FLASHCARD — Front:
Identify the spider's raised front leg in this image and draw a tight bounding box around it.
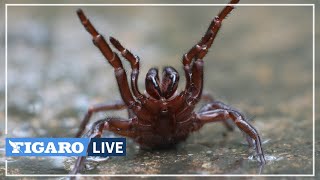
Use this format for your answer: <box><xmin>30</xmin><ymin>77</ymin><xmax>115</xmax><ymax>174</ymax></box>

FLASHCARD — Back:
<box><xmin>109</xmin><ymin>37</ymin><xmax>162</xmax><ymax>113</ymax></box>
<box><xmin>77</xmin><ymin>9</ymin><xmax>139</xmax><ymax>112</ymax></box>
<box><xmin>109</xmin><ymin>37</ymin><xmax>146</xmax><ymax>102</ymax></box>
<box><xmin>198</xmin><ymin>0</ymin><xmax>240</xmax><ymax>48</ymax></box>
<box><xmin>181</xmin><ymin>0</ymin><xmax>239</xmax><ymax>104</ymax></box>
<box><xmin>195</xmin><ymin>108</ymin><xmax>266</xmax><ymax>164</ymax></box>
<box><xmin>71</xmin><ymin>117</ymin><xmax>137</xmax><ymax>174</ymax></box>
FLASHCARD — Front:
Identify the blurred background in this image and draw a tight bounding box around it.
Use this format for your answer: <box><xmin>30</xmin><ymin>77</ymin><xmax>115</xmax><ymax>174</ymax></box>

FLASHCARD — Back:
<box><xmin>0</xmin><ymin>0</ymin><xmax>319</xmax><ymax>176</ymax></box>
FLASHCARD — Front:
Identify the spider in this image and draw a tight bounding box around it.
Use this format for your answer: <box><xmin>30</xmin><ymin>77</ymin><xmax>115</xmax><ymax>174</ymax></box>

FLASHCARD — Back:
<box><xmin>71</xmin><ymin>0</ymin><xmax>266</xmax><ymax>174</ymax></box>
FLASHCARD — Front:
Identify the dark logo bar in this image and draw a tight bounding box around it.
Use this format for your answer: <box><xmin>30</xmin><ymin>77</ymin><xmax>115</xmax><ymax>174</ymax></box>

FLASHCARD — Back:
<box><xmin>87</xmin><ymin>138</ymin><xmax>126</xmax><ymax>157</ymax></box>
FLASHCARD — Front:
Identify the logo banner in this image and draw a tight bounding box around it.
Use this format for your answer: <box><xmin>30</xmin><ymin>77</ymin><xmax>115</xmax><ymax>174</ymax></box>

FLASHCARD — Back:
<box><xmin>6</xmin><ymin>138</ymin><xmax>126</xmax><ymax>157</ymax></box>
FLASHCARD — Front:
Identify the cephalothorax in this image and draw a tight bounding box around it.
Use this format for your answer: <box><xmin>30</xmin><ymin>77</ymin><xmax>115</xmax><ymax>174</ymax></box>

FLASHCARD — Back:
<box><xmin>72</xmin><ymin>0</ymin><xmax>266</xmax><ymax>174</ymax></box>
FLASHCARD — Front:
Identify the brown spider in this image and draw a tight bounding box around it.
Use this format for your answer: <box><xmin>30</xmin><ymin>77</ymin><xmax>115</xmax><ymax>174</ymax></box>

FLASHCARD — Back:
<box><xmin>71</xmin><ymin>0</ymin><xmax>266</xmax><ymax>174</ymax></box>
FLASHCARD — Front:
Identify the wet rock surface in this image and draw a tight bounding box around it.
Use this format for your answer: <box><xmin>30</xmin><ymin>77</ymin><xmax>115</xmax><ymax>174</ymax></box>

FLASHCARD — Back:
<box><xmin>0</xmin><ymin>2</ymin><xmax>318</xmax><ymax>177</ymax></box>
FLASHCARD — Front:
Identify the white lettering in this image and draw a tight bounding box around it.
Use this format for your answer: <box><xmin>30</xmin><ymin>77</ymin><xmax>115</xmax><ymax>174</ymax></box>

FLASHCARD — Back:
<box><xmin>24</xmin><ymin>142</ymin><xmax>32</xmax><ymax>153</ymax></box>
<box><xmin>116</xmin><ymin>142</ymin><xmax>123</xmax><ymax>153</ymax></box>
<box><xmin>93</xmin><ymin>142</ymin><xmax>100</xmax><ymax>153</ymax></box>
<box><xmin>44</xmin><ymin>142</ymin><xmax>57</xmax><ymax>153</ymax></box>
<box><xmin>106</xmin><ymin>142</ymin><xmax>115</xmax><ymax>153</ymax></box>
<box><xmin>32</xmin><ymin>142</ymin><xmax>44</xmax><ymax>153</ymax></box>
<box><xmin>72</xmin><ymin>142</ymin><xmax>84</xmax><ymax>153</ymax></box>
<box><xmin>8</xmin><ymin>140</ymin><xmax>86</xmax><ymax>155</ymax></box>
<box><xmin>58</xmin><ymin>142</ymin><xmax>72</xmax><ymax>153</ymax></box>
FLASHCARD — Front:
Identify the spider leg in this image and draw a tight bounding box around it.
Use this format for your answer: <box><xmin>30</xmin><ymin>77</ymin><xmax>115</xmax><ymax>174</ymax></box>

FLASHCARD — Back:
<box><xmin>172</xmin><ymin>49</ymin><xmax>207</xmax><ymax>120</ymax></box>
<box><xmin>199</xmin><ymin>100</ymin><xmax>255</xmax><ymax>147</ymax></box>
<box><xmin>77</xmin><ymin>9</ymin><xmax>139</xmax><ymax>112</ymax></box>
<box><xmin>75</xmin><ymin>101</ymin><xmax>126</xmax><ymax>138</ymax></box>
<box><xmin>71</xmin><ymin>117</ymin><xmax>136</xmax><ymax>174</ymax></box>
<box><xmin>196</xmin><ymin>109</ymin><xmax>266</xmax><ymax>164</ymax></box>
<box><xmin>109</xmin><ymin>37</ymin><xmax>146</xmax><ymax>102</ymax></box>
<box><xmin>182</xmin><ymin>0</ymin><xmax>239</xmax><ymax>93</ymax></box>
<box><xmin>71</xmin><ymin>120</ymin><xmax>106</xmax><ymax>175</ymax></box>
<box><xmin>184</xmin><ymin>49</ymin><xmax>208</xmax><ymax>106</ymax></box>
<box><xmin>107</xmin><ymin>36</ymin><xmax>162</xmax><ymax>114</ymax></box>
<box><xmin>198</xmin><ymin>0</ymin><xmax>239</xmax><ymax>49</ymax></box>
<box><xmin>199</xmin><ymin>101</ymin><xmax>235</xmax><ymax>131</ymax></box>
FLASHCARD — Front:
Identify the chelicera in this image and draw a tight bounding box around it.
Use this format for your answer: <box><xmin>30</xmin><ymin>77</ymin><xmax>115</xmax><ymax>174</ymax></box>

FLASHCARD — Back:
<box><xmin>72</xmin><ymin>0</ymin><xmax>266</xmax><ymax>174</ymax></box>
